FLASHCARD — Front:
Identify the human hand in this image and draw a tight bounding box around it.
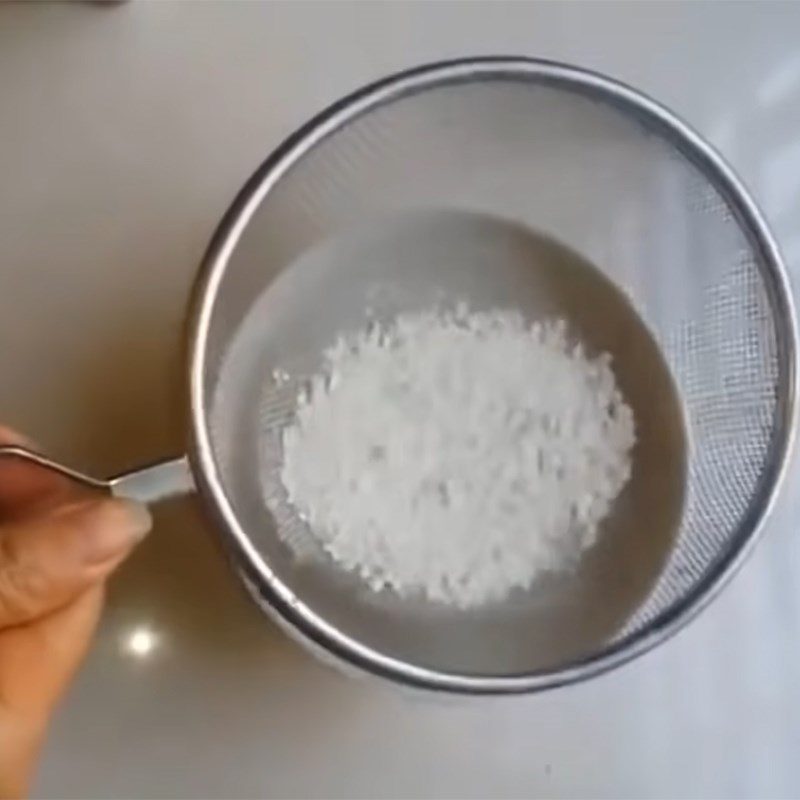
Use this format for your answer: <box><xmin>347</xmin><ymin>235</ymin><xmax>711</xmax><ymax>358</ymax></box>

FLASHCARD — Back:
<box><xmin>0</xmin><ymin>427</ymin><xmax>151</xmax><ymax>798</ymax></box>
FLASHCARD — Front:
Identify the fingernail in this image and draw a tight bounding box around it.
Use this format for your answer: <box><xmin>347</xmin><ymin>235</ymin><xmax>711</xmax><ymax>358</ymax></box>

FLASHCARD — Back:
<box><xmin>76</xmin><ymin>498</ymin><xmax>152</xmax><ymax>563</ymax></box>
<box><xmin>118</xmin><ymin>499</ymin><xmax>153</xmax><ymax>541</ymax></box>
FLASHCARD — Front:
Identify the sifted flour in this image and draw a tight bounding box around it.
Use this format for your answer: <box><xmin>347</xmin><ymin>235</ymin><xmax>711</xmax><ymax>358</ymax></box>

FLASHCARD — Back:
<box><xmin>278</xmin><ymin>305</ymin><xmax>635</xmax><ymax>608</ymax></box>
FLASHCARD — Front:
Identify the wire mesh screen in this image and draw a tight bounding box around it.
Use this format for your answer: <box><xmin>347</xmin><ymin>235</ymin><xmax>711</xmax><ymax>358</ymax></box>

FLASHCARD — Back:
<box><xmin>202</xmin><ymin>65</ymin><xmax>793</xmax><ymax>683</ymax></box>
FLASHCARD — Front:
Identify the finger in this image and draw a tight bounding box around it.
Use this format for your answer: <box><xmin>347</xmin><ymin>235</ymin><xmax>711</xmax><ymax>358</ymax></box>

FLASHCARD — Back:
<box><xmin>0</xmin><ymin>585</ymin><xmax>104</xmax><ymax>798</ymax></box>
<box><xmin>0</xmin><ymin>426</ymin><xmax>32</xmax><ymax>448</ymax></box>
<box><xmin>0</xmin><ymin>496</ymin><xmax>151</xmax><ymax>628</ymax></box>
<box><xmin>0</xmin><ymin>427</ymin><xmax>74</xmax><ymax>517</ymax></box>
<box><xmin>0</xmin><ymin>585</ymin><xmax>103</xmax><ymax>721</ymax></box>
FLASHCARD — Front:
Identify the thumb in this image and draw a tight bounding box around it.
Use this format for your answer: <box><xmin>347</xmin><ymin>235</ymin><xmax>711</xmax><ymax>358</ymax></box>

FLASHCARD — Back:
<box><xmin>0</xmin><ymin>496</ymin><xmax>151</xmax><ymax>628</ymax></box>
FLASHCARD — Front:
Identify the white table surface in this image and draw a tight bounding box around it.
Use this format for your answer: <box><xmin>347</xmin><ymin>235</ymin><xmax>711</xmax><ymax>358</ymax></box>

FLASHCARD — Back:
<box><xmin>1</xmin><ymin>2</ymin><xmax>799</xmax><ymax>797</ymax></box>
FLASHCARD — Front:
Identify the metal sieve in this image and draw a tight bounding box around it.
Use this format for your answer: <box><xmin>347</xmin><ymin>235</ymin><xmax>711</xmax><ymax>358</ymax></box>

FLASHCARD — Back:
<box><xmin>1</xmin><ymin>58</ymin><xmax>796</xmax><ymax>693</ymax></box>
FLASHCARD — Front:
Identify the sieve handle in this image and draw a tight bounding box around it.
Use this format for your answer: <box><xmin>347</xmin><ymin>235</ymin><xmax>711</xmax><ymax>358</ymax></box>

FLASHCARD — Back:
<box><xmin>110</xmin><ymin>457</ymin><xmax>195</xmax><ymax>504</ymax></box>
<box><xmin>0</xmin><ymin>446</ymin><xmax>195</xmax><ymax>505</ymax></box>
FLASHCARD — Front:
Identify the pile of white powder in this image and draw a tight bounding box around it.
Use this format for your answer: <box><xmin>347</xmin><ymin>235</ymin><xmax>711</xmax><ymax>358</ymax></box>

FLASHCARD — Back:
<box><xmin>278</xmin><ymin>306</ymin><xmax>635</xmax><ymax>608</ymax></box>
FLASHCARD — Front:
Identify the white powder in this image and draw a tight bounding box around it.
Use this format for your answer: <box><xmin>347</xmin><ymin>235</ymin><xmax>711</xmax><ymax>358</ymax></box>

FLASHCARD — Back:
<box><xmin>279</xmin><ymin>306</ymin><xmax>635</xmax><ymax>608</ymax></box>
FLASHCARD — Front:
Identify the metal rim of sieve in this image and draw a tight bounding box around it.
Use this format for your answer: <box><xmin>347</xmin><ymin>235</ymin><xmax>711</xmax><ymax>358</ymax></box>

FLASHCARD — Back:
<box><xmin>187</xmin><ymin>57</ymin><xmax>798</xmax><ymax>693</ymax></box>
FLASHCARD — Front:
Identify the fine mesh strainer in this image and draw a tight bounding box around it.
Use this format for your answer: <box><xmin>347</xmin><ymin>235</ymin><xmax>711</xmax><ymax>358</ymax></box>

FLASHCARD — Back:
<box><xmin>1</xmin><ymin>58</ymin><xmax>796</xmax><ymax>693</ymax></box>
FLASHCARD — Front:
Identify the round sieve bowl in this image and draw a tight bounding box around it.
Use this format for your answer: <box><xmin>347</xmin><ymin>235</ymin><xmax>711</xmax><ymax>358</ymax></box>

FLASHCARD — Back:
<box><xmin>193</xmin><ymin>57</ymin><xmax>797</xmax><ymax>692</ymax></box>
<box><xmin>2</xmin><ymin>58</ymin><xmax>796</xmax><ymax>693</ymax></box>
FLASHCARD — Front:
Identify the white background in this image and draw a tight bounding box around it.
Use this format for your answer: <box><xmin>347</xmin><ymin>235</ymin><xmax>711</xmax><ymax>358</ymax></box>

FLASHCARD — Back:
<box><xmin>0</xmin><ymin>2</ymin><xmax>799</xmax><ymax>797</ymax></box>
